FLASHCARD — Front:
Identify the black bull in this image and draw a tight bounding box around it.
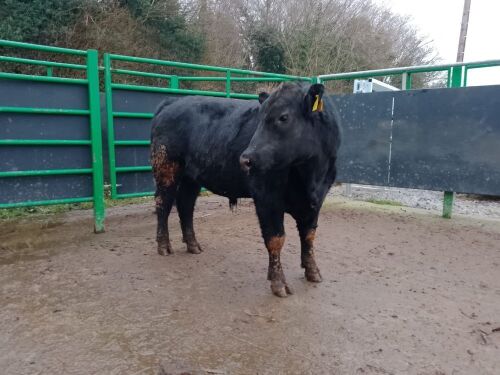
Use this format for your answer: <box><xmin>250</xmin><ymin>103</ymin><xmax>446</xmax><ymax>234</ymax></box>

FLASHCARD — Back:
<box><xmin>150</xmin><ymin>83</ymin><xmax>341</xmax><ymax>297</ymax></box>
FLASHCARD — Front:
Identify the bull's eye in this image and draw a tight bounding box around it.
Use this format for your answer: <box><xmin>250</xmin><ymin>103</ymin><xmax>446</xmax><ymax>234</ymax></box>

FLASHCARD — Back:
<box><xmin>279</xmin><ymin>114</ymin><xmax>289</xmax><ymax>123</ymax></box>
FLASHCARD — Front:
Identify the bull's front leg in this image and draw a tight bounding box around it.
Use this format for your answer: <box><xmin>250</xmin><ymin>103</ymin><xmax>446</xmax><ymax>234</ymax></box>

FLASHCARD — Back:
<box><xmin>253</xmin><ymin>193</ymin><xmax>293</xmax><ymax>298</ymax></box>
<box><xmin>297</xmin><ymin>217</ymin><xmax>322</xmax><ymax>283</ymax></box>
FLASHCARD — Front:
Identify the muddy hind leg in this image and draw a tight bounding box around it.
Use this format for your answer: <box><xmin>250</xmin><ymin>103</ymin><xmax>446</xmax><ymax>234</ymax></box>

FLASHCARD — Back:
<box><xmin>155</xmin><ymin>185</ymin><xmax>177</xmax><ymax>255</ymax></box>
<box><xmin>177</xmin><ymin>177</ymin><xmax>203</xmax><ymax>254</ymax></box>
<box><xmin>152</xmin><ymin>145</ymin><xmax>181</xmax><ymax>256</ymax></box>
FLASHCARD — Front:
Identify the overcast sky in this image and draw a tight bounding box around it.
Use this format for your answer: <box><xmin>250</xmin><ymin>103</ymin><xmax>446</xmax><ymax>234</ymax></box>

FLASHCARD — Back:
<box><xmin>376</xmin><ymin>0</ymin><xmax>500</xmax><ymax>85</ymax></box>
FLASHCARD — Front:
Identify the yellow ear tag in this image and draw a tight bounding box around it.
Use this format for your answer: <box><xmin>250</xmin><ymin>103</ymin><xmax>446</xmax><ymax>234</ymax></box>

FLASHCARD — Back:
<box><xmin>312</xmin><ymin>95</ymin><xmax>323</xmax><ymax>112</ymax></box>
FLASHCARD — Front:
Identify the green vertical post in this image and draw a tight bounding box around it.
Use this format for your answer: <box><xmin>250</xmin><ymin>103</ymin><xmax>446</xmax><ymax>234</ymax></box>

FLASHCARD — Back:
<box><xmin>87</xmin><ymin>49</ymin><xmax>105</xmax><ymax>233</ymax></box>
<box><xmin>450</xmin><ymin>65</ymin><xmax>463</xmax><ymax>87</ymax></box>
<box><xmin>225</xmin><ymin>71</ymin><xmax>231</xmax><ymax>97</ymax></box>
<box><xmin>402</xmin><ymin>72</ymin><xmax>413</xmax><ymax>90</ymax></box>
<box><xmin>170</xmin><ymin>75</ymin><xmax>179</xmax><ymax>89</ymax></box>
<box><xmin>46</xmin><ymin>66</ymin><xmax>53</xmax><ymax>77</ymax></box>
<box><xmin>442</xmin><ymin>65</ymin><xmax>464</xmax><ymax>219</ymax></box>
<box><xmin>104</xmin><ymin>53</ymin><xmax>117</xmax><ymax>199</ymax></box>
<box><xmin>443</xmin><ymin>192</ymin><xmax>454</xmax><ymax>219</ymax></box>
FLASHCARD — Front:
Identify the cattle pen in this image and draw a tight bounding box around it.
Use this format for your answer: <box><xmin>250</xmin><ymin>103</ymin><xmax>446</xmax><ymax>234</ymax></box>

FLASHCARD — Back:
<box><xmin>1</xmin><ymin>40</ymin><xmax>500</xmax><ymax>374</ymax></box>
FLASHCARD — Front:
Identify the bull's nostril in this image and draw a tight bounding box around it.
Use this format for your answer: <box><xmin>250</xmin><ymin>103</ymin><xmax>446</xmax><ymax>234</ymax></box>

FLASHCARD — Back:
<box><xmin>240</xmin><ymin>155</ymin><xmax>252</xmax><ymax>172</ymax></box>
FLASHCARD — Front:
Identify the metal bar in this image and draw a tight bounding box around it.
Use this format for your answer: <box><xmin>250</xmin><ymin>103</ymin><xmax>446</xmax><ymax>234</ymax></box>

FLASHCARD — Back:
<box><xmin>0</xmin><ymin>56</ymin><xmax>86</xmax><ymax>70</ymax></box>
<box><xmin>0</xmin><ymin>72</ymin><xmax>87</xmax><ymax>84</ymax></box>
<box><xmin>116</xmin><ymin>192</ymin><xmax>154</xmax><ymax>199</ymax></box>
<box><xmin>170</xmin><ymin>75</ymin><xmax>179</xmax><ymax>89</ymax></box>
<box><xmin>443</xmin><ymin>191</ymin><xmax>454</xmax><ymax>219</ymax></box>
<box><xmin>104</xmin><ymin>53</ymin><xmax>118</xmax><ymax>199</ymax></box>
<box><xmin>226</xmin><ymin>71</ymin><xmax>231</xmax><ymax>98</ymax></box>
<box><xmin>318</xmin><ymin>59</ymin><xmax>500</xmax><ymax>81</ymax></box>
<box><xmin>87</xmin><ymin>49</ymin><xmax>105</xmax><ymax>233</ymax></box>
<box><xmin>0</xmin><ymin>168</ymin><xmax>93</xmax><ymax>177</ymax></box>
<box><xmin>114</xmin><ymin>140</ymin><xmax>150</xmax><ymax>146</ymax></box>
<box><xmin>451</xmin><ymin>66</ymin><xmax>463</xmax><ymax>87</ymax></box>
<box><xmin>466</xmin><ymin>61</ymin><xmax>500</xmax><ymax>69</ymax></box>
<box><xmin>441</xmin><ymin>65</ymin><xmax>464</xmax><ymax>219</ymax></box>
<box><xmin>116</xmin><ymin>166</ymin><xmax>152</xmax><ymax>173</ymax></box>
<box><xmin>0</xmin><ymin>196</ymin><xmax>93</xmax><ymax>209</ymax></box>
<box><xmin>0</xmin><ymin>39</ymin><xmax>87</xmax><ymax>55</ymax></box>
<box><xmin>228</xmin><ymin>93</ymin><xmax>259</xmax><ymax>100</ymax></box>
<box><xmin>0</xmin><ymin>139</ymin><xmax>91</xmax><ymax>146</ymax></box>
<box><xmin>178</xmin><ymin>76</ymin><xmax>293</xmax><ymax>82</ymax></box>
<box><xmin>0</xmin><ymin>107</ymin><xmax>89</xmax><ymax>115</ymax></box>
<box><xmin>46</xmin><ymin>67</ymin><xmax>53</xmax><ymax>77</ymax></box>
<box><xmin>405</xmin><ymin>73</ymin><xmax>412</xmax><ymax>90</ymax></box>
<box><xmin>111</xmin><ymin>83</ymin><xmax>260</xmax><ymax>100</ymax></box>
<box><xmin>113</xmin><ymin>111</ymin><xmax>154</xmax><ymax>119</ymax></box>
<box><xmin>111</xmin><ymin>83</ymin><xmax>226</xmax><ymax>96</ymax></box>
<box><xmin>108</xmin><ymin>53</ymin><xmax>310</xmax><ymax>80</ymax></box>
<box><xmin>111</xmin><ymin>68</ymin><xmax>174</xmax><ymax>80</ymax></box>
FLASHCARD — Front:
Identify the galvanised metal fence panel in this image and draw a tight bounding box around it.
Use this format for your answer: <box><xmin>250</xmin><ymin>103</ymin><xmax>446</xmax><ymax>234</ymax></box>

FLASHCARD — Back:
<box><xmin>0</xmin><ymin>40</ymin><xmax>105</xmax><ymax>232</ymax></box>
<box><xmin>104</xmin><ymin>52</ymin><xmax>311</xmax><ymax>199</ymax></box>
<box><xmin>318</xmin><ymin>60</ymin><xmax>500</xmax><ymax>218</ymax></box>
<box><xmin>332</xmin><ymin>92</ymin><xmax>394</xmax><ymax>186</ymax></box>
<box><xmin>110</xmin><ymin>89</ymin><xmax>168</xmax><ymax>196</ymax></box>
<box><xmin>390</xmin><ymin>85</ymin><xmax>500</xmax><ymax>195</ymax></box>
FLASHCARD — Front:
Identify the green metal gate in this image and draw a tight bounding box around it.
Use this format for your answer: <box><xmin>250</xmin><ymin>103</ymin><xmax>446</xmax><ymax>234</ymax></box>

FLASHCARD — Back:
<box><xmin>0</xmin><ymin>40</ymin><xmax>105</xmax><ymax>232</ymax></box>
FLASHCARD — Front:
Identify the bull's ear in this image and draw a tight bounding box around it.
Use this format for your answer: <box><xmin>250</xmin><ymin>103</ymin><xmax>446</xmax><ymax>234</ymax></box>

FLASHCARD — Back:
<box><xmin>258</xmin><ymin>92</ymin><xmax>270</xmax><ymax>104</ymax></box>
<box><xmin>303</xmin><ymin>84</ymin><xmax>325</xmax><ymax>115</ymax></box>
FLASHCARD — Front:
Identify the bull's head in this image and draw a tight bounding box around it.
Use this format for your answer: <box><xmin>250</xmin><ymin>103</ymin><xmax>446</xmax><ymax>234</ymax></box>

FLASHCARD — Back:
<box><xmin>240</xmin><ymin>83</ymin><xmax>325</xmax><ymax>173</ymax></box>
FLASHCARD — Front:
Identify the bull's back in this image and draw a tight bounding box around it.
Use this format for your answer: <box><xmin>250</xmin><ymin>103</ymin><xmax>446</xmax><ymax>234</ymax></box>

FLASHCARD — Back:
<box><xmin>151</xmin><ymin>96</ymin><xmax>259</xmax><ymax>198</ymax></box>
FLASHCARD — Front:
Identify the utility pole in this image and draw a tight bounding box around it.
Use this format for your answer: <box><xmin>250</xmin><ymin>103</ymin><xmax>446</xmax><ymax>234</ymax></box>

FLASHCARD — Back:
<box><xmin>456</xmin><ymin>0</ymin><xmax>471</xmax><ymax>62</ymax></box>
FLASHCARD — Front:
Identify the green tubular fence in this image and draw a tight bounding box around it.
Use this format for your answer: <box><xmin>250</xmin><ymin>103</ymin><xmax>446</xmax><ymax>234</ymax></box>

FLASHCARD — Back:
<box><xmin>318</xmin><ymin>59</ymin><xmax>500</xmax><ymax>218</ymax></box>
<box><xmin>0</xmin><ymin>40</ymin><xmax>105</xmax><ymax>232</ymax></box>
<box><xmin>104</xmin><ymin>52</ymin><xmax>311</xmax><ymax>199</ymax></box>
<box><xmin>2</xmin><ymin>38</ymin><xmax>500</xmax><ymax>227</ymax></box>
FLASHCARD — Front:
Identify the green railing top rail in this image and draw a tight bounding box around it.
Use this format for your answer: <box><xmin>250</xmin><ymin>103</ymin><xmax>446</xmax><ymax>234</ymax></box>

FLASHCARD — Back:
<box><xmin>318</xmin><ymin>59</ymin><xmax>500</xmax><ymax>81</ymax></box>
<box><xmin>106</xmin><ymin>53</ymin><xmax>311</xmax><ymax>82</ymax></box>
<box><xmin>0</xmin><ymin>39</ymin><xmax>87</xmax><ymax>56</ymax></box>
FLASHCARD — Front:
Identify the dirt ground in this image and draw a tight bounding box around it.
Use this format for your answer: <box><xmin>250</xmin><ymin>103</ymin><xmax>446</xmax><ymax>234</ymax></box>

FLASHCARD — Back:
<box><xmin>1</xmin><ymin>196</ymin><xmax>499</xmax><ymax>375</ymax></box>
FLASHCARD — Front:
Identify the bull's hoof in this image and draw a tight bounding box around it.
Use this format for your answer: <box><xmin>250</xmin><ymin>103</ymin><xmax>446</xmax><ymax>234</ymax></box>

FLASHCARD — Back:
<box><xmin>270</xmin><ymin>280</ymin><xmax>294</xmax><ymax>297</ymax></box>
<box><xmin>157</xmin><ymin>242</ymin><xmax>173</xmax><ymax>256</ymax></box>
<box><xmin>187</xmin><ymin>242</ymin><xmax>203</xmax><ymax>254</ymax></box>
<box><xmin>305</xmin><ymin>268</ymin><xmax>323</xmax><ymax>283</ymax></box>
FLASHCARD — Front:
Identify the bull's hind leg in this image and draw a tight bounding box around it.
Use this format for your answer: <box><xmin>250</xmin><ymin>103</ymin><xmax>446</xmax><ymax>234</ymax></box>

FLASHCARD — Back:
<box><xmin>152</xmin><ymin>144</ymin><xmax>181</xmax><ymax>256</ymax></box>
<box><xmin>154</xmin><ymin>185</ymin><xmax>177</xmax><ymax>255</ymax></box>
<box><xmin>177</xmin><ymin>177</ymin><xmax>203</xmax><ymax>254</ymax></box>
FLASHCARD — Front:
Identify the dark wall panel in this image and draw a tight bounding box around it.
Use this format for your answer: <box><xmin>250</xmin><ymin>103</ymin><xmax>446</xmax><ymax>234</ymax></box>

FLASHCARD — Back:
<box><xmin>0</xmin><ymin>79</ymin><xmax>88</xmax><ymax>109</ymax></box>
<box><xmin>0</xmin><ymin>175</ymin><xmax>93</xmax><ymax>204</ymax></box>
<box><xmin>332</xmin><ymin>93</ymin><xmax>393</xmax><ymax>185</ymax></box>
<box><xmin>0</xmin><ymin>114</ymin><xmax>90</xmax><ymax>140</ymax></box>
<box><xmin>391</xmin><ymin>86</ymin><xmax>500</xmax><ymax>195</ymax></box>
<box><xmin>114</xmin><ymin>117</ymin><xmax>151</xmax><ymax>141</ymax></box>
<box><xmin>0</xmin><ymin>79</ymin><xmax>93</xmax><ymax>205</ymax></box>
<box><xmin>117</xmin><ymin>171</ymin><xmax>154</xmax><ymax>195</ymax></box>
<box><xmin>112</xmin><ymin>90</ymin><xmax>175</xmax><ymax>113</ymax></box>
<box><xmin>115</xmin><ymin>146</ymin><xmax>150</xmax><ymax>168</ymax></box>
<box><xmin>0</xmin><ymin>146</ymin><xmax>91</xmax><ymax>172</ymax></box>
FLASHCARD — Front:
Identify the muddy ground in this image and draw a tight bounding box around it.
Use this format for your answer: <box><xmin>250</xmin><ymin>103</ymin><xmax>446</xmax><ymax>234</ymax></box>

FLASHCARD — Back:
<box><xmin>1</xmin><ymin>196</ymin><xmax>499</xmax><ymax>375</ymax></box>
